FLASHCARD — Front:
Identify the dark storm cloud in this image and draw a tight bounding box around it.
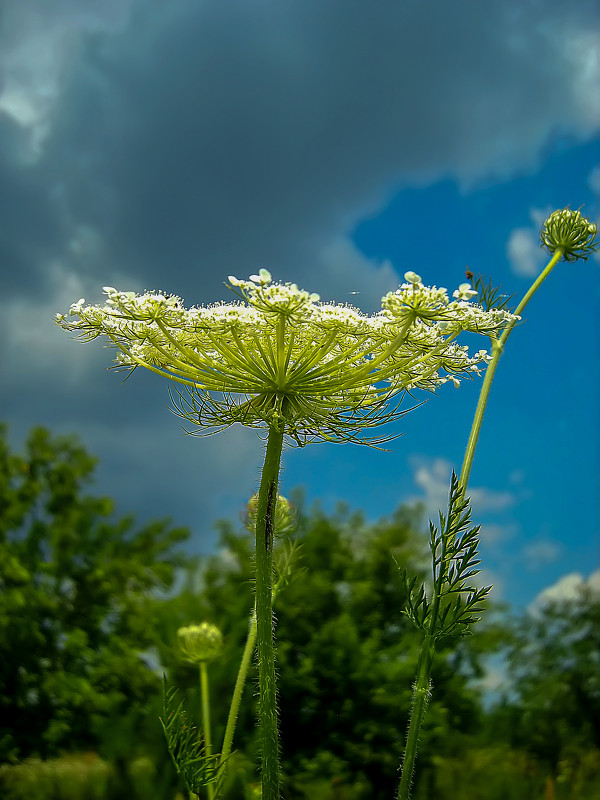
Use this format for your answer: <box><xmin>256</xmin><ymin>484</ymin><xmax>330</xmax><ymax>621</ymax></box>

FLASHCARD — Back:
<box><xmin>0</xmin><ymin>116</ymin><xmax>65</xmax><ymax>301</ymax></box>
<box><xmin>29</xmin><ymin>0</ymin><xmax>600</xmax><ymax>298</ymax></box>
<box><xmin>1</xmin><ymin>0</ymin><xmax>598</xmax><ymax>538</ymax></box>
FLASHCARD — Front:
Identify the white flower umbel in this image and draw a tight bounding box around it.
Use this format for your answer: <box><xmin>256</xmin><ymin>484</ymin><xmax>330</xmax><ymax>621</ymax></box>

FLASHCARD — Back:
<box><xmin>56</xmin><ymin>272</ymin><xmax>517</xmax><ymax>447</ymax></box>
<box><xmin>56</xmin><ymin>270</ymin><xmax>517</xmax><ymax>800</ymax></box>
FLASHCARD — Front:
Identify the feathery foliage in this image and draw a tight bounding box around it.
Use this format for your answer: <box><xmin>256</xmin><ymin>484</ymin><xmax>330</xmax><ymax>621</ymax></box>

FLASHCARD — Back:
<box><xmin>403</xmin><ymin>472</ymin><xmax>491</xmax><ymax>640</ymax></box>
<box><xmin>160</xmin><ymin>677</ymin><xmax>227</xmax><ymax>796</ymax></box>
<box><xmin>471</xmin><ymin>274</ymin><xmax>515</xmax><ymax>313</ymax></box>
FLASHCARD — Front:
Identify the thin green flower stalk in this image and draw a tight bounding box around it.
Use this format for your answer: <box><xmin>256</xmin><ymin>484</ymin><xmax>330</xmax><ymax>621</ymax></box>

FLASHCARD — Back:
<box><xmin>161</xmin><ymin>624</ymin><xmax>225</xmax><ymax>799</ymax></box>
<box><xmin>397</xmin><ymin>208</ymin><xmax>598</xmax><ymax>800</ymax></box>
<box><xmin>199</xmin><ymin>662</ymin><xmax>213</xmax><ymax>800</ymax></box>
<box><xmin>56</xmin><ymin>268</ymin><xmax>517</xmax><ymax>798</ymax></box>
<box><xmin>178</xmin><ymin>623</ymin><xmax>224</xmax><ymax>800</ymax></box>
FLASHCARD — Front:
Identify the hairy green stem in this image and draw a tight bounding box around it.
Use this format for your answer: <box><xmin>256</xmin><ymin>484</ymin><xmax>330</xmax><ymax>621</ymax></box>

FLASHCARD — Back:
<box><xmin>397</xmin><ymin>635</ymin><xmax>436</xmax><ymax>800</ymax></box>
<box><xmin>397</xmin><ymin>248</ymin><xmax>564</xmax><ymax>800</ymax></box>
<box><xmin>220</xmin><ymin>610</ymin><xmax>258</xmax><ymax>769</ymax></box>
<box><xmin>255</xmin><ymin>424</ymin><xmax>285</xmax><ymax>800</ymax></box>
<box><xmin>199</xmin><ymin>662</ymin><xmax>214</xmax><ymax>800</ymax></box>
<box><xmin>219</xmin><ymin>543</ymin><xmax>294</xmax><ymax>783</ymax></box>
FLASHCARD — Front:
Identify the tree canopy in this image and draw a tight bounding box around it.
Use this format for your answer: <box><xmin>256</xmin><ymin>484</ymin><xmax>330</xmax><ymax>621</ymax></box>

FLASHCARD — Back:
<box><xmin>0</xmin><ymin>425</ymin><xmax>189</xmax><ymax>763</ymax></box>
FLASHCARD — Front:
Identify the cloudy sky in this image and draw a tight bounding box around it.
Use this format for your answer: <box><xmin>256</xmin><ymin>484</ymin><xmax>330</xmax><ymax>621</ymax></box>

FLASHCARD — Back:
<box><xmin>2</xmin><ymin>0</ymin><xmax>599</xmax><ymax>609</ymax></box>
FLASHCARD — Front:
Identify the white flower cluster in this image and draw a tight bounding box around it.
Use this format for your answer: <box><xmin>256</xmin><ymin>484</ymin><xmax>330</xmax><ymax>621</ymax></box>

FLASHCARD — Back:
<box><xmin>56</xmin><ymin>271</ymin><xmax>518</xmax><ymax>444</ymax></box>
<box><xmin>381</xmin><ymin>276</ymin><xmax>515</xmax><ymax>334</ymax></box>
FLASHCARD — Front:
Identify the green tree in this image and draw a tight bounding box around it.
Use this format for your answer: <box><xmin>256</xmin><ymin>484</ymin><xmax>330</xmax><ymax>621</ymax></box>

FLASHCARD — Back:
<box><xmin>490</xmin><ymin>587</ymin><xmax>600</xmax><ymax>786</ymax></box>
<box><xmin>0</xmin><ymin>424</ymin><xmax>189</xmax><ymax>767</ymax></box>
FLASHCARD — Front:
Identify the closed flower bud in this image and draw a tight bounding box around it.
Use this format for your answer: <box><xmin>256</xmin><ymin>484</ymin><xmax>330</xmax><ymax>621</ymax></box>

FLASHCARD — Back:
<box><xmin>540</xmin><ymin>208</ymin><xmax>598</xmax><ymax>262</ymax></box>
<box><xmin>177</xmin><ymin>622</ymin><xmax>223</xmax><ymax>663</ymax></box>
<box><xmin>245</xmin><ymin>493</ymin><xmax>296</xmax><ymax>536</ymax></box>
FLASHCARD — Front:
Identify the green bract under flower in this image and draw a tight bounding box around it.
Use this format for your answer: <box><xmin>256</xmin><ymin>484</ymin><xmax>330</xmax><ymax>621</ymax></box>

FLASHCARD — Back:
<box><xmin>55</xmin><ymin>272</ymin><xmax>517</xmax><ymax>445</ymax></box>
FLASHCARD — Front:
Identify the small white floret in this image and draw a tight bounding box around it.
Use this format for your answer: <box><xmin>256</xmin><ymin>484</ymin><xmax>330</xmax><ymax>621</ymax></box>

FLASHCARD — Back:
<box><xmin>453</xmin><ymin>283</ymin><xmax>478</xmax><ymax>301</ymax></box>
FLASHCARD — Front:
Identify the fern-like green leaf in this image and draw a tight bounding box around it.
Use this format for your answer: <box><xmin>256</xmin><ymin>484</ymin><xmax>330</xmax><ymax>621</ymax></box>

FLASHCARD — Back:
<box><xmin>472</xmin><ymin>273</ymin><xmax>515</xmax><ymax>312</ymax></box>
<box><xmin>401</xmin><ymin>569</ymin><xmax>429</xmax><ymax>630</ymax></box>
<box><xmin>400</xmin><ymin>472</ymin><xmax>491</xmax><ymax>639</ymax></box>
<box><xmin>160</xmin><ymin>677</ymin><xmax>228</xmax><ymax>796</ymax></box>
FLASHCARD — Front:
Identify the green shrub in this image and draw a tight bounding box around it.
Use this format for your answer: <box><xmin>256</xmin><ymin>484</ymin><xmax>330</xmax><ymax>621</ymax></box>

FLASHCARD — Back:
<box><xmin>0</xmin><ymin>753</ymin><xmax>112</xmax><ymax>800</ymax></box>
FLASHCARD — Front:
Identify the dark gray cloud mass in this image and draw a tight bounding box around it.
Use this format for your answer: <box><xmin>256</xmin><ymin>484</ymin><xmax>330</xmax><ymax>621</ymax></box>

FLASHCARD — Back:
<box><xmin>1</xmin><ymin>0</ymin><xmax>598</xmax><ymax>541</ymax></box>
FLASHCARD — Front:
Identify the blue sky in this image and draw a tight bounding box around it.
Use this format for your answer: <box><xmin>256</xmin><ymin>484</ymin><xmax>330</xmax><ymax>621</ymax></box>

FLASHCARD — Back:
<box><xmin>1</xmin><ymin>0</ymin><xmax>599</xmax><ymax>611</ymax></box>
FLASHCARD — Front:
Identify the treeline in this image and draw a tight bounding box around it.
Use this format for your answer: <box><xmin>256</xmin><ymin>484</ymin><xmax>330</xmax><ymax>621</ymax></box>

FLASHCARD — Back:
<box><xmin>1</xmin><ymin>426</ymin><xmax>598</xmax><ymax>799</ymax></box>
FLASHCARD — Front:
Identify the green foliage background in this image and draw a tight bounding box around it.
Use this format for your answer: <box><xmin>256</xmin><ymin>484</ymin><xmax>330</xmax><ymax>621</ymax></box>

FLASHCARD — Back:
<box><xmin>0</xmin><ymin>426</ymin><xmax>598</xmax><ymax>799</ymax></box>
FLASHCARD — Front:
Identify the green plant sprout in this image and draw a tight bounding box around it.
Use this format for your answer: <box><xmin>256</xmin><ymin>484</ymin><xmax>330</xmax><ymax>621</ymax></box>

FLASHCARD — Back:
<box><xmin>56</xmin><ymin>207</ymin><xmax>597</xmax><ymax>799</ymax></box>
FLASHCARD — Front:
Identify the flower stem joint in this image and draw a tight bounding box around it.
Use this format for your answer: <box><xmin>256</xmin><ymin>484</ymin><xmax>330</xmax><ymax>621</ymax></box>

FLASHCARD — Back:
<box><xmin>540</xmin><ymin>208</ymin><xmax>598</xmax><ymax>262</ymax></box>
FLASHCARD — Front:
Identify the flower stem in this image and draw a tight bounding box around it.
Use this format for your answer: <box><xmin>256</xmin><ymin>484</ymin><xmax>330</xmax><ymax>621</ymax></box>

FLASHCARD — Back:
<box><xmin>396</xmin><ymin>635</ymin><xmax>435</xmax><ymax>800</ymax></box>
<box><xmin>199</xmin><ymin>661</ymin><xmax>214</xmax><ymax>800</ymax></box>
<box><xmin>220</xmin><ymin>609</ymin><xmax>258</xmax><ymax>769</ymax></box>
<box><xmin>397</xmin><ymin>248</ymin><xmax>564</xmax><ymax>799</ymax></box>
<box><xmin>255</xmin><ymin>424</ymin><xmax>285</xmax><ymax>800</ymax></box>
<box><xmin>458</xmin><ymin>248</ymin><xmax>563</xmax><ymax>490</ymax></box>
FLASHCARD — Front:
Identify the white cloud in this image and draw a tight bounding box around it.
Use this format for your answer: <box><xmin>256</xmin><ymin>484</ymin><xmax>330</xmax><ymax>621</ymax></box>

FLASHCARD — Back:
<box><xmin>506</xmin><ymin>228</ymin><xmax>542</xmax><ymax>277</ymax></box>
<box><xmin>315</xmin><ymin>237</ymin><xmax>401</xmax><ymax>309</ymax></box>
<box><xmin>0</xmin><ymin>0</ymin><xmax>133</xmax><ymax>160</ymax></box>
<box><xmin>0</xmin><ymin>249</ymin><xmax>141</xmax><ymax>384</ymax></box>
<box><xmin>409</xmin><ymin>456</ymin><xmax>515</xmax><ymax>522</ymax></box>
<box><xmin>469</xmin><ymin>485</ymin><xmax>515</xmax><ymax>514</ymax></box>
<box><xmin>2</xmin><ymin>260</ymin><xmax>91</xmax><ymax>378</ymax></box>
<box><xmin>72</xmin><ymin>416</ymin><xmax>261</xmax><ymax>538</ymax></box>
<box><xmin>508</xmin><ymin>468</ymin><xmax>526</xmax><ymax>486</ymax></box>
<box><xmin>506</xmin><ymin>206</ymin><xmax>553</xmax><ymax>277</ymax></box>
<box><xmin>477</xmin><ymin>567</ymin><xmax>504</xmax><ymax>600</ymax></box>
<box><xmin>587</xmin><ymin>164</ymin><xmax>600</xmax><ymax>196</ymax></box>
<box><xmin>522</xmin><ymin>539</ymin><xmax>562</xmax><ymax>570</ymax></box>
<box><xmin>478</xmin><ymin>523</ymin><xmax>518</xmax><ymax>546</ymax></box>
<box><xmin>528</xmin><ymin>569</ymin><xmax>600</xmax><ymax>612</ymax></box>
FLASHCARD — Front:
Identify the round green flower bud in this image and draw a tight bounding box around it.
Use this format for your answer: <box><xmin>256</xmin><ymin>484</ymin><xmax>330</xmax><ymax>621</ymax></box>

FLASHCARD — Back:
<box><xmin>245</xmin><ymin>493</ymin><xmax>296</xmax><ymax>536</ymax></box>
<box><xmin>177</xmin><ymin>622</ymin><xmax>223</xmax><ymax>663</ymax></box>
<box><xmin>540</xmin><ymin>208</ymin><xmax>598</xmax><ymax>262</ymax></box>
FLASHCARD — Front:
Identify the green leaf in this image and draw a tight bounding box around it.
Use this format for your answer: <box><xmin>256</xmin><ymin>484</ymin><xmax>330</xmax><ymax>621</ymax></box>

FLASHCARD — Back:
<box><xmin>160</xmin><ymin>677</ymin><xmax>228</xmax><ymax>796</ymax></box>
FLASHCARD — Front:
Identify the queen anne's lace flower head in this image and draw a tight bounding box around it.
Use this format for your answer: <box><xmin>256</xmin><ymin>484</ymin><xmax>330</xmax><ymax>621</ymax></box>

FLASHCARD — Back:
<box><xmin>56</xmin><ymin>272</ymin><xmax>518</xmax><ymax>446</ymax></box>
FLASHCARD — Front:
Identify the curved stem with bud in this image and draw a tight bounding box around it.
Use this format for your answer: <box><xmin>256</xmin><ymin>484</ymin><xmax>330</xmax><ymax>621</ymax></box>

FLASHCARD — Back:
<box><xmin>398</xmin><ymin>206</ymin><xmax>597</xmax><ymax>799</ymax></box>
